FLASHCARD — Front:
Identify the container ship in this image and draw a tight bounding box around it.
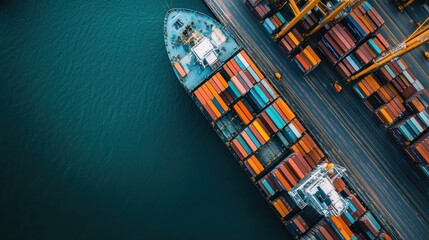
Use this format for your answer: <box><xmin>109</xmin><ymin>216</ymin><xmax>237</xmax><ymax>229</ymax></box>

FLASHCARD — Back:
<box><xmin>164</xmin><ymin>8</ymin><xmax>392</xmax><ymax>239</ymax></box>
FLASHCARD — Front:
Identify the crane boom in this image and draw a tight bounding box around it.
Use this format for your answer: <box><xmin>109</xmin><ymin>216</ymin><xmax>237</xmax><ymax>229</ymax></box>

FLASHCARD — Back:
<box><xmin>397</xmin><ymin>0</ymin><xmax>415</xmax><ymax>11</ymax></box>
<box><xmin>347</xmin><ymin>17</ymin><xmax>429</xmax><ymax>83</ymax></box>
<box><xmin>273</xmin><ymin>0</ymin><xmax>321</xmax><ymax>41</ymax></box>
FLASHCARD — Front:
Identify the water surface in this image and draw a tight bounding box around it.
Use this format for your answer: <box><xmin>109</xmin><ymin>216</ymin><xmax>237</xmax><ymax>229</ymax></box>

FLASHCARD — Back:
<box><xmin>0</xmin><ymin>1</ymin><xmax>286</xmax><ymax>239</ymax></box>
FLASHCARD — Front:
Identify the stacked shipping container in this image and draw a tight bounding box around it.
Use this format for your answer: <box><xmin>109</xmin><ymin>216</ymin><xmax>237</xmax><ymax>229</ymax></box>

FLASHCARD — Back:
<box><xmin>335</xmin><ymin>34</ymin><xmax>389</xmax><ymax>79</ymax></box>
<box><xmin>263</xmin><ymin>12</ymin><xmax>287</xmax><ymax>35</ymax></box>
<box><xmin>318</xmin><ymin>24</ymin><xmax>357</xmax><ymax>66</ymax></box>
<box><xmin>318</xmin><ymin>2</ymin><xmax>385</xmax><ymax>78</ymax></box>
<box><xmin>189</xmin><ymin>46</ymin><xmax>392</xmax><ymax>238</ymax></box>
<box><xmin>278</xmin><ymin>28</ymin><xmax>304</xmax><ymax>56</ymax></box>
<box><xmin>404</xmin><ymin>133</ymin><xmax>429</xmax><ymax>176</ymax></box>
<box><xmin>293</xmin><ymin>46</ymin><xmax>321</xmax><ymax>74</ymax></box>
<box><xmin>245</xmin><ymin>0</ymin><xmax>322</xmax><ymax>75</ymax></box>
<box><xmin>245</xmin><ymin>0</ymin><xmax>270</xmax><ymax>21</ymax></box>
<box><xmin>388</xmin><ymin>110</ymin><xmax>429</xmax><ymax>145</ymax></box>
<box><xmin>342</xmin><ymin>29</ymin><xmax>429</xmax><ymax>176</ymax></box>
<box><xmin>373</xmin><ymin>96</ymin><xmax>406</xmax><ymax>126</ymax></box>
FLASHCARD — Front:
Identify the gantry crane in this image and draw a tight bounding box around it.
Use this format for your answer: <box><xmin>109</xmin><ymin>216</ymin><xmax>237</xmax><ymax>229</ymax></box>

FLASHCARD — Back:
<box><xmin>304</xmin><ymin>0</ymin><xmax>367</xmax><ymax>38</ymax></box>
<box><xmin>273</xmin><ymin>0</ymin><xmax>322</xmax><ymax>41</ymax></box>
<box><xmin>396</xmin><ymin>0</ymin><xmax>415</xmax><ymax>12</ymax></box>
<box><xmin>346</xmin><ymin>17</ymin><xmax>429</xmax><ymax>83</ymax></box>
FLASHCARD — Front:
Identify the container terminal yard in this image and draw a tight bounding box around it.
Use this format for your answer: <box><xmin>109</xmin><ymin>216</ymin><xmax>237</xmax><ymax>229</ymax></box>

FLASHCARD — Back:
<box><xmin>196</xmin><ymin>0</ymin><xmax>429</xmax><ymax>239</ymax></box>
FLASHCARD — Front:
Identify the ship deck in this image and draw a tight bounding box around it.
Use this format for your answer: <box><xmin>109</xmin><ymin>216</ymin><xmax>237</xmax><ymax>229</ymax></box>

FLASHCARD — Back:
<box><xmin>164</xmin><ymin>8</ymin><xmax>240</xmax><ymax>92</ymax></box>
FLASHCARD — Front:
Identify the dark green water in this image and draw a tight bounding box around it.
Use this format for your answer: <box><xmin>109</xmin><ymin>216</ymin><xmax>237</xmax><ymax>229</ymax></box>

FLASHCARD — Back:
<box><xmin>0</xmin><ymin>1</ymin><xmax>287</xmax><ymax>239</ymax></box>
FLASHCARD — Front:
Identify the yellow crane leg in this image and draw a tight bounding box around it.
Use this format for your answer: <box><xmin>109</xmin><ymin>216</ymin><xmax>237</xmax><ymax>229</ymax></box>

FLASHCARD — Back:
<box><xmin>289</xmin><ymin>0</ymin><xmax>301</xmax><ymax>16</ymax></box>
<box><xmin>347</xmin><ymin>17</ymin><xmax>429</xmax><ymax>83</ymax></box>
<box><xmin>273</xmin><ymin>0</ymin><xmax>321</xmax><ymax>41</ymax></box>
<box><xmin>347</xmin><ymin>30</ymin><xmax>429</xmax><ymax>82</ymax></box>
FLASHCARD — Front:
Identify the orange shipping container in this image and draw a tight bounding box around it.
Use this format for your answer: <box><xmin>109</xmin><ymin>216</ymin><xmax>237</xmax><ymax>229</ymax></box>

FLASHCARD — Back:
<box><xmin>250</xmin><ymin>156</ymin><xmax>264</xmax><ymax>173</ymax></box>
<box><xmin>292</xmin><ymin>143</ymin><xmax>306</xmax><ymax>156</ymax></box>
<box><xmin>230</xmin><ymin>59</ymin><xmax>242</xmax><ymax>73</ymax></box>
<box><xmin>253</xmin><ymin>120</ymin><xmax>270</xmax><ymax>141</ymax></box>
<box><xmin>237</xmin><ymin>101</ymin><xmax>254</xmax><ymax>122</ymax></box>
<box><xmin>307</xmin><ymin>46</ymin><xmax>321</xmax><ymax>63</ymax></box>
<box><xmin>223</xmin><ymin>63</ymin><xmax>234</xmax><ymax>77</ymax></box>
<box><xmin>298</xmin><ymin>138</ymin><xmax>311</xmax><ymax>153</ymax></box>
<box><xmin>273</xmin><ymin>201</ymin><xmax>287</xmax><ymax>218</ymax></box>
<box><xmin>240</xmin><ymin>50</ymin><xmax>255</xmax><ymax>67</ymax></box>
<box><xmin>246</xmin><ymin>157</ymin><xmax>262</xmax><ymax>175</ymax></box>
<box><xmin>273</xmin><ymin>169</ymin><xmax>292</xmax><ymax>191</ymax></box>
<box><xmin>287</xmin><ymin>159</ymin><xmax>305</xmax><ymax>179</ymax></box>
<box><xmin>194</xmin><ymin>89</ymin><xmax>206</xmax><ymax>105</ymax></box>
<box><xmin>302</xmin><ymin>49</ymin><xmax>318</xmax><ymax>66</ymax></box>
<box><xmin>226</xmin><ymin>61</ymin><xmax>237</xmax><ymax>76</ymax></box>
<box><xmin>279</xmin><ymin>164</ymin><xmax>298</xmax><ymax>186</ymax></box>
<box><xmin>214</xmin><ymin>74</ymin><xmax>226</xmax><ymax>90</ymax></box>
<box><xmin>358</xmin><ymin>82</ymin><xmax>371</xmax><ymax>96</ymax></box>
<box><xmin>196</xmin><ymin>88</ymin><xmax>210</xmax><ymax>104</ymax></box>
<box><xmin>174</xmin><ymin>62</ymin><xmax>187</xmax><ymax>78</ymax></box>
<box><xmin>215</xmin><ymin>72</ymin><xmax>228</xmax><ymax>89</ymax></box>
<box><xmin>206</xmin><ymin>82</ymin><xmax>222</xmax><ymax>102</ymax></box>
<box><xmin>234</xmin><ymin>104</ymin><xmax>251</xmax><ymax>124</ymax></box>
<box><xmin>330</xmin><ymin>216</ymin><xmax>354</xmax><ymax>240</ymax></box>
<box><xmin>276</xmin><ymin>99</ymin><xmax>296</xmax><ymax>121</ymax></box>
<box><xmin>201</xmin><ymin>84</ymin><xmax>214</xmax><ymax>99</ymax></box>
<box><xmin>288</xmin><ymin>32</ymin><xmax>300</xmax><ymax>45</ymax></box>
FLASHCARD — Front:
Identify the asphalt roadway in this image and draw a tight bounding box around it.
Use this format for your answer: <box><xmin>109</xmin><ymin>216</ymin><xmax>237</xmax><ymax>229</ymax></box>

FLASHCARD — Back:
<box><xmin>203</xmin><ymin>0</ymin><xmax>429</xmax><ymax>239</ymax></box>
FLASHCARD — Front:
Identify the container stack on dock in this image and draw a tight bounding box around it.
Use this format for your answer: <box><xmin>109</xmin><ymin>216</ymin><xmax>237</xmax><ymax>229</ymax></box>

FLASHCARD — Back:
<box><xmin>317</xmin><ymin>24</ymin><xmax>357</xmax><ymax>66</ymax></box>
<box><xmin>335</xmin><ymin>34</ymin><xmax>389</xmax><ymax>79</ymax></box>
<box><xmin>296</xmin><ymin>1</ymin><xmax>429</xmax><ymax>177</ymax></box>
<box><xmin>245</xmin><ymin>0</ymin><xmax>322</xmax><ymax>75</ymax></box>
<box><xmin>246</xmin><ymin>0</ymin><xmax>429</xmax><ymax>178</ymax></box>
<box><xmin>352</xmin><ymin>58</ymin><xmax>429</xmax><ymax>176</ymax></box>
<box><xmin>189</xmin><ymin>46</ymin><xmax>392</xmax><ymax>238</ymax></box>
<box><xmin>245</xmin><ymin>0</ymin><xmax>271</xmax><ymax>21</ymax></box>
<box><xmin>244</xmin><ymin>0</ymin><xmax>429</xmax><ymax>176</ymax></box>
<box><xmin>293</xmin><ymin>46</ymin><xmax>321</xmax><ymax>74</ymax></box>
<box><xmin>317</xmin><ymin>2</ymin><xmax>385</xmax><ymax>78</ymax></box>
<box><xmin>262</xmin><ymin>12</ymin><xmax>287</xmax><ymax>35</ymax></box>
<box><xmin>387</xmin><ymin>90</ymin><xmax>429</xmax><ymax>176</ymax></box>
<box><xmin>346</xmin><ymin>30</ymin><xmax>428</xmax><ymax>177</ymax></box>
<box><xmin>278</xmin><ymin>28</ymin><xmax>304</xmax><ymax>56</ymax></box>
<box><xmin>404</xmin><ymin>132</ymin><xmax>429</xmax><ymax>176</ymax></box>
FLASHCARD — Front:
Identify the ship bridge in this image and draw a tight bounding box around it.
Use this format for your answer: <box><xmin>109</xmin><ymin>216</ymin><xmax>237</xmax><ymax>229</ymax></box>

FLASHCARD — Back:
<box><xmin>289</xmin><ymin>163</ymin><xmax>349</xmax><ymax>217</ymax></box>
<box><xmin>164</xmin><ymin>9</ymin><xmax>240</xmax><ymax>92</ymax></box>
